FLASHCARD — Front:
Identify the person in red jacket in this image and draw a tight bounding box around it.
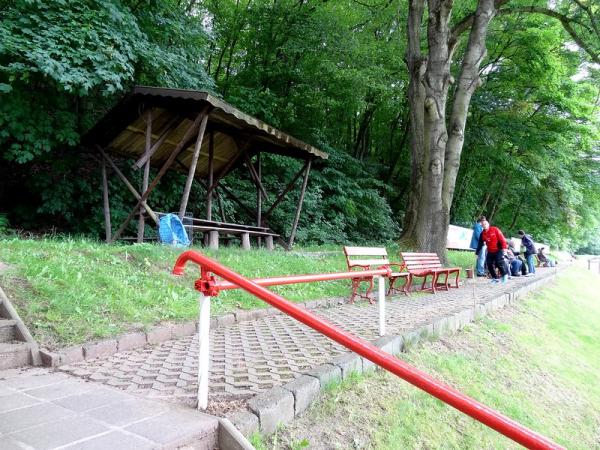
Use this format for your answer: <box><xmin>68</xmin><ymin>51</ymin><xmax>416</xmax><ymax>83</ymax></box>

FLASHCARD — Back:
<box><xmin>475</xmin><ymin>219</ymin><xmax>509</xmax><ymax>283</ymax></box>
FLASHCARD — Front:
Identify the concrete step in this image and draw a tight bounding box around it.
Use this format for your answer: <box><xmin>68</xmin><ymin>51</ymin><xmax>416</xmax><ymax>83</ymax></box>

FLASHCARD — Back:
<box><xmin>0</xmin><ymin>342</ymin><xmax>32</xmax><ymax>370</ymax></box>
<box><xmin>0</xmin><ymin>319</ymin><xmax>17</xmax><ymax>343</ymax></box>
<box><xmin>0</xmin><ymin>369</ymin><xmax>222</xmax><ymax>450</ymax></box>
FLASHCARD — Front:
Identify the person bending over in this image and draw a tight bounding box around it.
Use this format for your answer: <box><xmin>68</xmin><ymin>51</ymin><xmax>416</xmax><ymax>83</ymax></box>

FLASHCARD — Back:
<box><xmin>476</xmin><ymin>219</ymin><xmax>509</xmax><ymax>284</ymax></box>
<box><xmin>517</xmin><ymin>230</ymin><xmax>537</xmax><ymax>276</ymax></box>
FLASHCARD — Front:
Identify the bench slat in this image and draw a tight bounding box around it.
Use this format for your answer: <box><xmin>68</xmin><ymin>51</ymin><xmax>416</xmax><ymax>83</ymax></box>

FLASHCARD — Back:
<box><xmin>344</xmin><ymin>246</ymin><xmax>389</xmax><ymax>256</ymax></box>
<box><xmin>349</xmin><ymin>258</ymin><xmax>390</xmax><ymax>267</ymax></box>
<box><xmin>187</xmin><ymin>225</ymin><xmax>279</xmax><ymax>237</ymax></box>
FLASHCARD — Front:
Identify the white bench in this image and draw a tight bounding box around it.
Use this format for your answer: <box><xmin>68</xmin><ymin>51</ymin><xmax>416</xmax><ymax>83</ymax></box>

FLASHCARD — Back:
<box><xmin>343</xmin><ymin>246</ymin><xmax>410</xmax><ymax>302</ymax></box>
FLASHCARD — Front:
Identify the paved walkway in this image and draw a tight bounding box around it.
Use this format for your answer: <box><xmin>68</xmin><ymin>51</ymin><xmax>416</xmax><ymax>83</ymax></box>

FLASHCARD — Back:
<box><xmin>0</xmin><ymin>368</ymin><xmax>218</xmax><ymax>449</ymax></box>
<box><xmin>58</xmin><ymin>271</ymin><xmax>555</xmax><ymax>412</ymax></box>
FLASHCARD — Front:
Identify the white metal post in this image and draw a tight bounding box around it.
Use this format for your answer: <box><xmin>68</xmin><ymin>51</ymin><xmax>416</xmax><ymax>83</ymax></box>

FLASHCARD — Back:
<box><xmin>197</xmin><ymin>294</ymin><xmax>211</xmax><ymax>410</ymax></box>
<box><xmin>377</xmin><ymin>276</ymin><xmax>386</xmax><ymax>336</ymax></box>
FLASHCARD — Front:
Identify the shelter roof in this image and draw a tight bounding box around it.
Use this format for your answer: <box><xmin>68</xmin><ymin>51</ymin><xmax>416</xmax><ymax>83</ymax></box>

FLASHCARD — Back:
<box><xmin>85</xmin><ymin>86</ymin><xmax>328</xmax><ymax>178</ymax></box>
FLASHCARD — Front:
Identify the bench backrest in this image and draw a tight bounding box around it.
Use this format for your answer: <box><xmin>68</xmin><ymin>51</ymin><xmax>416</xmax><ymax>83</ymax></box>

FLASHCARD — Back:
<box><xmin>400</xmin><ymin>252</ymin><xmax>443</xmax><ymax>271</ymax></box>
<box><xmin>343</xmin><ymin>246</ymin><xmax>389</xmax><ymax>270</ymax></box>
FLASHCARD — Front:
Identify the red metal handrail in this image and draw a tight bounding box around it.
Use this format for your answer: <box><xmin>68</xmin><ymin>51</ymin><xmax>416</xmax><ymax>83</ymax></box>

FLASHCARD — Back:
<box><xmin>173</xmin><ymin>250</ymin><xmax>564</xmax><ymax>450</ymax></box>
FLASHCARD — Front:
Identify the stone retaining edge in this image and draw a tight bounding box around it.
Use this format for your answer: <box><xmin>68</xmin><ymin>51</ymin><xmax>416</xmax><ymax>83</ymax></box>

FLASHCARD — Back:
<box><xmin>39</xmin><ymin>296</ymin><xmax>343</xmax><ymax>367</ymax></box>
<box><xmin>229</xmin><ymin>268</ymin><xmax>563</xmax><ymax>438</ymax></box>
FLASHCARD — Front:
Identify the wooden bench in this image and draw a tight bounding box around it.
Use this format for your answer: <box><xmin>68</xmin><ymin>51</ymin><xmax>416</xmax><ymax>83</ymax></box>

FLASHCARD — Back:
<box><xmin>400</xmin><ymin>252</ymin><xmax>461</xmax><ymax>294</ymax></box>
<box><xmin>157</xmin><ymin>214</ymin><xmax>279</xmax><ymax>250</ymax></box>
<box><xmin>343</xmin><ymin>246</ymin><xmax>410</xmax><ymax>303</ymax></box>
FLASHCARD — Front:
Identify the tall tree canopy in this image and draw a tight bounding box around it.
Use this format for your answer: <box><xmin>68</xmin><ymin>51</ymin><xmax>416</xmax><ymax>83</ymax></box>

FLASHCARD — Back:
<box><xmin>0</xmin><ymin>0</ymin><xmax>598</xmax><ymax>252</ymax></box>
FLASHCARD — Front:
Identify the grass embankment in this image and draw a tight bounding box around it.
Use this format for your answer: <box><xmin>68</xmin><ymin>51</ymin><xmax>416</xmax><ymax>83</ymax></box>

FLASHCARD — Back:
<box><xmin>255</xmin><ymin>265</ymin><xmax>600</xmax><ymax>450</ymax></box>
<box><xmin>0</xmin><ymin>237</ymin><xmax>474</xmax><ymax>346</ymax></box>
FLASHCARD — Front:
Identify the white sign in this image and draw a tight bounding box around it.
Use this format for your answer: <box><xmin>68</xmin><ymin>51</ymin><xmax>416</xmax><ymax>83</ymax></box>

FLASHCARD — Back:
<box><xmin>446</xmin><ymin>224</ymin><xmax>474</xmax><ymax>250</ymax></box>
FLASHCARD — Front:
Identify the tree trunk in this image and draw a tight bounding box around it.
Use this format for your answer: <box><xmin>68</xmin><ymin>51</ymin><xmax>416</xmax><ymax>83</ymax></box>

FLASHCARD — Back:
<box><xmin>401</xmin><ymin>0</ymin><xmax>498</xmax><ymax>263</ymax></box>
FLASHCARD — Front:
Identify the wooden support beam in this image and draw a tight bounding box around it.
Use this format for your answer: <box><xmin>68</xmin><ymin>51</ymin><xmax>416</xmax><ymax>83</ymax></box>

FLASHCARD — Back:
<box><xmin>206</xmin><ymin>141</ymin><xmax>252</xmax><ymax>195</ymax></box>
<box><xmin>256</xmin><ymin>153</ymin><xmax>262</xmax><ymax>247</ymax></box>
<box><xmin>217</xmin><ymin>183</ymin><xmax>257</xmax><ymax>218</ymax></box>
<box><xmin>101</xmin><ymin>159</ymin><xmax>111</xmax><ymax>243</ymax></box>
<box><xmin>133</xmin><ymin>116</ymin><xmax>181</xmax><ymax>169</ymax></box>
<box><xmin>263</xmin><ymin>161</ymin><xmax>309</xmax><ymax>221</ymax></box>
<box><xmin>138</xmin><ymin>110</ymin><xmax>152</xmax><ymax>243</ymax></box>
<box><xmin>217</xmin><ymin>189</ymin><xmax>227</xmax><ymax>222</ymax></box>
<box><xmin>206</xmin><ymin>131</ymin><xmax>214</xmax><ymax>221</ymax></box>
<box><xmin>243</xmin><ymin>151</ymin><xmax>268</xmax><ymax>200</ymax></box>
<box><xmin>97</xmin><ymin>147</ymin><xmax>158</xmax><ymax>225</ymax></box>
<box><xmin>179</xmin><ymin>106</ymin><xmax>211</xmax><ymax>220</ymax></box>
<box><xmin>109</xmin><ymin>111</ymin><xmax>206</xmax><ymax>243</ymax></box>
<box><xmin>287</xmin><ymin>157</ymin><xmax>312</xmax><ymax>250</ymax></box>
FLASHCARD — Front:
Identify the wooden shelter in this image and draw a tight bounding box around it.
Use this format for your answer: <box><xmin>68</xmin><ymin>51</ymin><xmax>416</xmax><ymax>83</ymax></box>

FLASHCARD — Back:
<box><xmin>86</xmin><ymin>86</ymin><xmax>328</xmax><ymax>249</ymax></box>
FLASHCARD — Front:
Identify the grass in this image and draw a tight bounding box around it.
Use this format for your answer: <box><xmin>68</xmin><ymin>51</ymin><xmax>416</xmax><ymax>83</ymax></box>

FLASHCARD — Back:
<box><xmin>0</xmin><ymin>236</ymin><xmax>475</xmax><ymax>346</ymax></box>
<box><xmin>260</xmin><ymin>265</ymin><xmax>600</xmax><ymax>449</ymax></box>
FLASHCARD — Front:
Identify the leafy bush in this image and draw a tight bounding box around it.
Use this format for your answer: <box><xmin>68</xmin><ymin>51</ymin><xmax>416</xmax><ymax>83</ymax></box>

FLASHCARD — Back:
<box><xmin>0</xmin><ymin>213</ymin><xmax>8</xmax><ymax>234</ymax></box>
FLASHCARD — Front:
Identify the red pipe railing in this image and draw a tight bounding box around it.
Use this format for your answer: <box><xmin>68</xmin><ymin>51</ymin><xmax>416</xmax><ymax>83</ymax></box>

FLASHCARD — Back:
<box><xmin>173</xmin><ymin>250</ymin><xmax>564</xmax><ymax>450</ymax></box>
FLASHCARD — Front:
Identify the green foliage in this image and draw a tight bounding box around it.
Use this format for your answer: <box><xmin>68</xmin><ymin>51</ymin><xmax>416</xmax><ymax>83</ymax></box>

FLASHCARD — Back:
<box><xmin>450</xmin><ymin>12</ymin><xmax>600</xmax><ymax>251</ymax></box>
<box><xmin>0</xmin><ymin>0</ymin><xmax>598</xmax><ymax>250</ymax></box>
<box><xmin>0</xmin><ymin>213</ymin><xmax>8</xmax><ymax>234</ymax></box>
<box><xmin>266</xmin><ymin>266</ymin><xmax>600</xmax><ymax>449</ymax></box>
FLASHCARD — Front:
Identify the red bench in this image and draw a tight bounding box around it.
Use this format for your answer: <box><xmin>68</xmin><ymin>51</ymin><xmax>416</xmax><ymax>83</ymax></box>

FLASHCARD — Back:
<box><xmin>344</xmin><ymin>246</ymin><xmax>411</xmax><ymax>303</ymax></box>
<box><xmin>400</xmin><ymin>252</ymin><xmax>460</xmax><ymax>294</ymax></box>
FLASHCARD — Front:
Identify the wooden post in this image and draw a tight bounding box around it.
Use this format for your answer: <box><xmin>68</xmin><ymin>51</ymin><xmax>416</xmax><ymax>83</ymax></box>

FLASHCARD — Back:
<box><xmin>288</xmin><ymin>157</ymin><xmax>312</xmax><ymax>250</ymax></box>
<box><xmin>206</xmin><ymin>131</ymin><xmax>214</xmax><ymax>221</ymax></box>
<box><xmin>97</xmin><ymin>147</ymin><xmax>158</xmax><ymax>225</ymax></box>
<box><xmin>133</xmin><ymin>116</ymin><xmax>181</xmax><ymax>169</ymax></box>
<box><xmin>243</xmin><ymin>151</ymin><xmax>268</xmax><ymax>199</ymax></box>
<box><xmin>179</xmin><ymin>108</ymin><xmax>211</xmax><ymax>220</ymax></box>
<box><xmin>138</xmin><ymin>110</ymin><xmax>152</xmax><ymax>243</ymax></box>
<box><xmin>209</xmin><ymin>231</ymin><xmax>219</xmax><ymax>250</ymax></box>
<box><xmin>110</xmin><ymin>111</ymin><xmax>206</xmax><ymax>243</ymax></box>
<box><xmin>263</xmin><ymin>162</ymin><xmax>309</xmax><ymax>221</ymax></box>
<box><xmin>241</xmin><ymin>232</ymin><xmax>251</xmax><ymax>250</ymax></box>
<box><xmin>265</xmin><ymin>235</ymin><xmax>274</xmax><ymax>251</ymax></box>
<box><xmin>101</xmin><ymin>159</ymin><xmax>111</xmax><ymax>243</ymax></box>
<box><xmin>256</xmin><ymin>153</ymin><xmax>262</xmax><ymax>247</ymax></box>
<box><xmin>217</xmin><ymin>189</ymin><xmax>227</xmax><ymax>222</ymax></box>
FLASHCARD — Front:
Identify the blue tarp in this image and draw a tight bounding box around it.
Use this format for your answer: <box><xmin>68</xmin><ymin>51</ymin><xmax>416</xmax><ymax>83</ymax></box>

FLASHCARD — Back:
<box><xmin>158</xmin><ymin>214</ymin><xmax>190</xmax><ymax>247</ymax></box>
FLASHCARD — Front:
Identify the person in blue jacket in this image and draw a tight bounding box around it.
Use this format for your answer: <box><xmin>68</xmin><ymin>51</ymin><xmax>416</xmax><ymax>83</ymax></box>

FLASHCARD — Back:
<box><xmin>517</xmin><ymin>229</ymin><xmax>536</xmax><ymax>276</ymax></box>
<box><xmin>470</xmin><ymin>215</ymin><xmax>487</xmax><ymax>276</ymax></box>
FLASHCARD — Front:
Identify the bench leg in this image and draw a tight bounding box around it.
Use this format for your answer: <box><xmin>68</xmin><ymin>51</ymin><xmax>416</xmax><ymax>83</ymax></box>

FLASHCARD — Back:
<box><xmin>265</xmin><ymin>235</ymin><xmax>274</xmax><ymax>251</ymax></box>
<box><xmin>405</xmin><ymin>274</ymin><xmax>413</xmax><ymax>294</ymax></box>
<box><xmin>241</xmin><ymin>232</ymin><xmax>251</xmax><ymax>250</ymax></box>
<box><xmin>387</xmin><ymin>276</ymin><xmax>410</xmax><ymax>297</ymax></box>
<box><xmin>209</xmin><ymin>231</ymin><xmax>219</xmax><ymax>250</ymax></box>
<box><xmin>350</xmin><ymin>278</ymin><xmax>360</xmax><ymax>303</ymax></box>
<box><xmin>365</xmin><ymin>277</ymin><xmax>375</xmax><ymax>304</ymax></box>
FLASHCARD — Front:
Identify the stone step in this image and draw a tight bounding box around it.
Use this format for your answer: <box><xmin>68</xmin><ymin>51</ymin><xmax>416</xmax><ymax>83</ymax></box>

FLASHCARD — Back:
<box><xmin>0</xmin><ymin>319</ymin><xmax>17</xmax><ymax>343</ymax></box>
<box><xmin>0</xmin><ymin>342</ymin><xmax>32</xmax><ymax>370</ymax></box>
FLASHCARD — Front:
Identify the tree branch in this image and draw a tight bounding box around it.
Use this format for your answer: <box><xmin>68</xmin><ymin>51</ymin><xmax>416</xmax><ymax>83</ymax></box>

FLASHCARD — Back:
<box><xmin>497</xmin><ymin>6</ymin><xmax>599</xmax><ymax>64</ymax></box>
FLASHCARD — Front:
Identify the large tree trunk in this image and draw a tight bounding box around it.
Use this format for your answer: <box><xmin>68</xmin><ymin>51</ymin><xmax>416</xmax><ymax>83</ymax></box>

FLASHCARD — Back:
<box><xmin>401</xmin><ymin>0</ymin><xmax>497</xmax><ymax>262</ymax></box>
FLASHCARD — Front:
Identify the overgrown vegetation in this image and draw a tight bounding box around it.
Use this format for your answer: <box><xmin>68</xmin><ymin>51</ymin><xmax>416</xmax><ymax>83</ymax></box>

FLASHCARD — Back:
<box><xmin>0</xmin><ymin>0</ymin><xmax>598</xmax><ymax>251</ymax></box>
<box><xmin>0</xmin><ymin>237</ymin><xmax>483</xmax><ymax>346</ymax></box>
<box><xmin>255</xmin><ymin>266</ymin><xmax>600</xmax><ymax>449</ymax></box>
<box><xmin>0</xmin><ymin>236</ymin><xmax>476</xmax><ymax>346</ymax></box>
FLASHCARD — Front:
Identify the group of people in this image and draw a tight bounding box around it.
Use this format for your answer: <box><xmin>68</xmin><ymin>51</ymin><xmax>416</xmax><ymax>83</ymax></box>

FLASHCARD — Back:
<box><xmin>469</xmin><ymin>216</ymin><xmax>551</xmax><ymax>284</ymax></box>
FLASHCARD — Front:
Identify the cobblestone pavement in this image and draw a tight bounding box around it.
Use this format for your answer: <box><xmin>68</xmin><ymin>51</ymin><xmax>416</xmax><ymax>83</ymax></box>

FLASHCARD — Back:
<box><xmin>59</xmin><ymin>271</ymin><xmax>554</xmax><ymax>408</ymax></box>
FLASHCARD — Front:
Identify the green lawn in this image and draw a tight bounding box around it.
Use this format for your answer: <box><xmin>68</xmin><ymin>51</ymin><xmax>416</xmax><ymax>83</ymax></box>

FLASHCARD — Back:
<box><xmin>255</xmin><ymin>265</ymin><xmax>600</xmax><ymax>450</ymax></box>
<box><xmin>0</xmin><ymin>237</ymin><xmax>475</xmax><ymax>347</ymax></box>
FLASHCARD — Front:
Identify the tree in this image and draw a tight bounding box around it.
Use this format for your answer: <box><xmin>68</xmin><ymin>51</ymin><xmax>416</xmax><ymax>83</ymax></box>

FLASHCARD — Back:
<box><xmin>401</xmin><ymin>0</ymin><xmax>600</xmax><ymax>260</ymax></box>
